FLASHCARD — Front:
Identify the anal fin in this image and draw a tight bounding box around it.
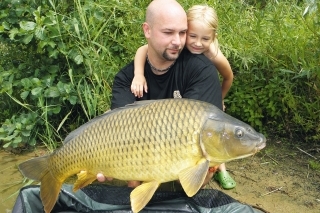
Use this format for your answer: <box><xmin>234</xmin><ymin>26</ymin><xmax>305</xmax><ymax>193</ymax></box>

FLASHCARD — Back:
<box><xmin>130</xmin><ymin>181</ymin><xmax>160</xmax><ymax>213</ymax></box>
<box><xmin>178</xmin><ymin>158</ymin><xmax>209</xmax><ymax>197</ymax></box>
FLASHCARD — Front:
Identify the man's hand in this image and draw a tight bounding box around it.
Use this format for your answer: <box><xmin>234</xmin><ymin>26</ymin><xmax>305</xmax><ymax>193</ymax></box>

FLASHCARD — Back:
<box><xmin>96</xmin><ymin>173</ymin><xmax>112</xmax><ymax>182</ymax></box>
<box><xmin>96</xmin><ymin>166</ymin><xmax>218</xmax><ymax>189</ymax></box>
<box><xmin>96</xmin><ymin>173</ymin><xmax>141</xmax><ymax>188</ymax></box>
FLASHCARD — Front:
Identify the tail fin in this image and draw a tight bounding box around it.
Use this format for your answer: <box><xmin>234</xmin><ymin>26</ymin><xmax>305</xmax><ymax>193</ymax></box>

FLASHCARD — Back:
<box><xmin>40</xmin><ymin>171</ymin><xmax>63</xmax><ymax>213</ymax></box>
<box><xmin>19</xmin><ymin>155</ymin><xmax>63</xmax><ymax>213</ymax></box>
<box><xmin>18</xmin><ymin>155</ymin><xmax>49</xmax><ymax>181</ymax></box>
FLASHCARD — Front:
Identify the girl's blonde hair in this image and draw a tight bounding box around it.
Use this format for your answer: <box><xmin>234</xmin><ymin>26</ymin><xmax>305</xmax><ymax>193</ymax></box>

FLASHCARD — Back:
<box><xmin>187</xmin><ymin>5</ymin><xmax>219</xmax><ymax>57</ymax></box>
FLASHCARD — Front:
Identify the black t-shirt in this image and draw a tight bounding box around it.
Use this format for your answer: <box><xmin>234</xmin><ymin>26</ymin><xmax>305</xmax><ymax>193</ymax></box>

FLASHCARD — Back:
<box><xmin>111</xmin><ymin>48</ymin><xmax>222</xmax><ymax>110</ymax></box>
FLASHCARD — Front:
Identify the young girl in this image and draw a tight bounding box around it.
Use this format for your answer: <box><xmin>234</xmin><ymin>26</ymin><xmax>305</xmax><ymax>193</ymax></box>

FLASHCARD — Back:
<box><xmin>131</xmin><ymin>5</ymin><xmax>235</xmax><ymax>189</ymax></box>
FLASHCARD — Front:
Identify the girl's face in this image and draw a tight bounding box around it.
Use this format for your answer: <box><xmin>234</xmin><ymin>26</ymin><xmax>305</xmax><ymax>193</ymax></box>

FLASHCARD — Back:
<box><xmin>186</xmin><ymin>20</ymin><xmax>214</xmax><ymax>54</ymax></box>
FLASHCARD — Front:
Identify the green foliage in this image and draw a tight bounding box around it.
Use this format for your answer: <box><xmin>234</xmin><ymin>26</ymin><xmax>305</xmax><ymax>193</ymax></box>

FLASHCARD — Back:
<box><xmin>0</xmin><ymin>112</ymin><xmax>38</xmax><ymax>149</ymax></box>
<box><xmin>309</xmin><ymin>160</ymin><xmax>320</xmax><ymax>171</ymax></box>
<box><xmin>0</xmin><ymin>0</ymin><xmax>146</xmax><ymax>149</ymax></box>
<box><xmin>0</xmin><ymin>0</ymin><xmax>319</xmax><ymax>150</ymax></box>
<box><xmin>210</xmin><ymin>0</ymin><xmax>320</xmax><ymax>141</ymax></box>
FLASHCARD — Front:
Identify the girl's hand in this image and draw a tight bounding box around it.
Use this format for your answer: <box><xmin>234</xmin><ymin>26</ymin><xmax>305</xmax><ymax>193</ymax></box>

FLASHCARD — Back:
<box><xmin>131</xmin><ymin>75</ymin><xmax>148</xmax><ymax>98</ymax></box>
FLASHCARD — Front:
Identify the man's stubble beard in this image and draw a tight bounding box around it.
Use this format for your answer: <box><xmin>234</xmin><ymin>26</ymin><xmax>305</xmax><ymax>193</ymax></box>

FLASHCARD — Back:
<box><xmin>163</xmin><ymin>47</ymin><xmax>182</xmax><ymax>61</ymax></box>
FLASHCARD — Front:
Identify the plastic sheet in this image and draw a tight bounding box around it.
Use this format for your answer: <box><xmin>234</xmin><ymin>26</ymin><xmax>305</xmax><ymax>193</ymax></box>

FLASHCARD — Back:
<box><xmin>13</xmin><ymin>184</ymin><xmax>263</xmax><ymax>213</ymax></box>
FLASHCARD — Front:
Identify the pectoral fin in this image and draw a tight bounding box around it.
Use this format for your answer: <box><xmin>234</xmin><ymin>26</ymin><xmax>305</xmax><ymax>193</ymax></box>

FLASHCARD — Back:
<box><xmin>130</xmin><ymin>181</ymin><xmax>160</xmax><ymax>213</ymax></box>
<box><xmin>73</xmin><ymin>170</ymin><xmax>96</xmax><ymax>191</ymax></box>
<box><xmin>178</xmin><ymin>158</ymin><xmax>209</xmax><ymax>197</ymax></box>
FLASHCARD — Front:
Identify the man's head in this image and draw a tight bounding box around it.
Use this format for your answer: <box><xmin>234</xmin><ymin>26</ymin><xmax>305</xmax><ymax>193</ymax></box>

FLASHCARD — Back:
<box><xmin>143</xmin><ymin>0</ymin><xmax>187</xmax><ymax>63</ymax></box>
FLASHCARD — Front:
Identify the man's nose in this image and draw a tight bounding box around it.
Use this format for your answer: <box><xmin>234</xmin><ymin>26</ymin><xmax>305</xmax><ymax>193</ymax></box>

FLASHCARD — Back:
<box><xmin>172</xmin><ymin>33</ymin><xmax>182</xmax><ymax>46</ymax></box>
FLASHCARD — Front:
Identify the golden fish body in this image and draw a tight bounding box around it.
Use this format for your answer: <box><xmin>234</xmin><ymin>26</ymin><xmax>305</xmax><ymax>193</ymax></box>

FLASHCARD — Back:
<box><xmin>18</xmin><ymin>99</ymin><xmax>266</xmax><ymax>213</ymax></box>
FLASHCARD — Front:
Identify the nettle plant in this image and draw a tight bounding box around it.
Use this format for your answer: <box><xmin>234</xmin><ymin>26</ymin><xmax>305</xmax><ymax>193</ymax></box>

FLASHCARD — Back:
<box><xmin>214</xmin><ymin>0</ymin><xmax>320</xmax><ymax>141</ymax></box>
<box><xmin>0</xmin><ymin>0</ymin><xmax>145</xmax><ymax>150</ymax></box>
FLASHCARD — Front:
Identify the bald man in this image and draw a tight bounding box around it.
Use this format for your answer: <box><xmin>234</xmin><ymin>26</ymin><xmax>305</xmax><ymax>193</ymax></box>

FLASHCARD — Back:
<box><xmin>111</xmin><ymin>0</ymin><xmax>222</xmax><ymax>109</ymax></box>
<box><xmin>99</xmin><ymin>0</ymin><xmax>222</xmax><ymax>187</ymax></box>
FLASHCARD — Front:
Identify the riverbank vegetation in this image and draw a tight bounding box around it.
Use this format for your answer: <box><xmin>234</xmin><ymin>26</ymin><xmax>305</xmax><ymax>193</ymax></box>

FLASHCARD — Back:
<box><xmin>0</xmin><ymin>0</ymin><xmax>319</xmax><ymax>151</ymax></box>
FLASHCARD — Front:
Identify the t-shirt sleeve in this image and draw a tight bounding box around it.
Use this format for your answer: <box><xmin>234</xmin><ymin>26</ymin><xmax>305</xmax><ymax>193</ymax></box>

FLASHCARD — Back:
<box><xmin>110</xmin><ymin>63</ymin><xmax>136</xmax><ymax>109</ymax></box>
<box><xmin>183</xmin><ymin>63</ymin><xmax>223</xmax><ymax>110</ymax></box>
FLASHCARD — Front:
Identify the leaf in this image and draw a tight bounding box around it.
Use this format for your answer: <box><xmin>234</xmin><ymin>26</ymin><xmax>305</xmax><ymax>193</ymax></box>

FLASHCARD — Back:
<box><xmin>26</xmin><ymin>124</ymin><xmax>34</xmax><ymax>131</ymax></box>
<box><xmin>57</xmin><ymin>110</ymin><xmax>72</xmax><ymax>132</ymax></box>
<box><xmin>48</xmin><ymin>65</ymin><xmax>59</xmax><ymax>74</ymax></box>
<box><xmin>64</xmin><ymin>84</ymin><xmax>72</xmax><ymax>93</ymax></box>
<box><xmin>20</xmin><ymin>91</ymin><xmax>30</xmax><ymax>100</ymax></box>
<box><xmin>9</xmin><ymin>28</ymin><xmax>20</xmax><ymax>40</ymax></box>
<box><xmin>48</xmin><ymin>49</ymin><xmax>59</xmax><ymax>59</ymax></box>
<box><xmin>74</xmin><ymin>55</ymin><xmax>83</xmax><ymax>65</ymax></box>
<box><xmin>52</xmin><ymin>106</ymin><xmax>61</xmax><ymax>114</ymax></box>
<box><xmin>68</xmin><ymin>69</ymin><xmax>74</xmax><ymax>85</ymax></box>
<box><xmin>32</xmin><ymin>78</ymin><xmax>41</xmax><ymax>86</ymax></box>
<box><xmin>21</xmin><ymin>78</ymin><xmax>33</xmax><ymax>88</ymax></box>
<box><xmin>44</xmin><ymin>87</ymin><xmax>60</xmax><ymax>98</ymax></box>
<box><xmin>20</xmin><ymin>21</ymin><xmax>36</xmax><ymax>31</ymax></box>
<box><xmin>3</xmin><ymin>142</ymin><xmax>12</xmax><ymax>148</ymax></box>
<box><xmin>12</xmin><ymin>136</ymin><xmax>22</xmax><ymax>148</ymax></box>
<box><xmin>35</xmin><ymin>26</ymin><xmax>46</xmax><ymax>40</ymax></box>
<box><xmin>69</xmin><ymin>95</ymin><xmax>77</xmax><ymax>105</ymax></box>
<box><xmin>57</xmin><ymin>81</ymin><xmax>65</xmax><ymax>93</ymax></box>
<box><xmin>22</xmin><ymin>34</ymin><xmax>34</xmax><ymax>44</ymax></box>
<box><xmin>2</xmin><ymin>21</ymin><xmax>10</xmax><ymax>30</ymax></box>
<box><xmin>31</xmin><ymin>87</ymin><xmax>43</xmax><ymax>96</ymax></box>
<box><xmin>15</xmin><ymin>123</ymin><xmax>22</xmax><ymax>130</ymax></box>
<box><xmin>3</xmin><ymin>134</ymin><xmax>16</xmax><ymax>141</ymax></box>
<box><xmin>21</xmin><ymin>130</ymin><xmax>31</xmax><ymax>137</ymax></box>
<box><xmin>303</xmin><ymin>6</ymin><xmax>310</xmax><ymax>17</ymax></box>
<box><xmin>29</xmin><ymin>138</ymin><xmax>36</xmax><ymax>146</ymax></box>
<box><xmin>13</xmin><ymin>136</ymin><xmax>22</xmax><ymax>144</ymax></box>
<box><xmin>47</xmin><ymin>25</ymin><xmax>60</xmax><ymax>38</ymax></box>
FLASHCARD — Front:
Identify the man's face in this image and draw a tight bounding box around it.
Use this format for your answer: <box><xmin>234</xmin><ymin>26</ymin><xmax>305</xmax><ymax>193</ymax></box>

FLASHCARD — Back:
<box><xmin>145</xmin><ymin>14</ymin><xmax>187</xmax><ymax>61</ymax></box>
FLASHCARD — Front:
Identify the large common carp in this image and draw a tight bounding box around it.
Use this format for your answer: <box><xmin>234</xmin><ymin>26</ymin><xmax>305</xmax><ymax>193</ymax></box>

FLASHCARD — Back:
<box><xmin>18</xmin><ymin>98</ymin><xmax>266</xmax><ymax>213</ymax></box>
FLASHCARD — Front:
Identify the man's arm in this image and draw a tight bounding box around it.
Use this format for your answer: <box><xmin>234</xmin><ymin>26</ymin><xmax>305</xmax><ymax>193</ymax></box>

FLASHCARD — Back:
<box><xmin>111</xmin><ymin>63</ymin><xmax>136</xmax><ymax>110</ymax></box>
<box><xmin>183</xmin><ymin>62</ymin><xmax>223</xmax><ymax>110</ymax></box>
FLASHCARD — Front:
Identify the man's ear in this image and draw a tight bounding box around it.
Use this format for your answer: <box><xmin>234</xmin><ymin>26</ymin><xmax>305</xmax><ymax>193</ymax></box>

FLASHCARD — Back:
<box><xmin>142</xmin><ymin>22</ymin><xmax>151</xmax><ymax>38</ymax></box>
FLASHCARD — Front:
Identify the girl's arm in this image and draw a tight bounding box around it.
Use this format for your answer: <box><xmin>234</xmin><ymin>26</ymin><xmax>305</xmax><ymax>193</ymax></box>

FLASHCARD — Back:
<box><xmin>131</xmin><ymin>44</ymin><xmax>148</xmax><ymax>98</ymax></box>
<box><xmin>205</xmin><ymin>42</ymin><xmax>234</xmax><ymax>99</ymax></box>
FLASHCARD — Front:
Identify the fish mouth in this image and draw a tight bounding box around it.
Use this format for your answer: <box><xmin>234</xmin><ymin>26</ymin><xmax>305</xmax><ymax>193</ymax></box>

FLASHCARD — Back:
<box><xmin>256</xmin><ymin>142</ymin><xmax>266</xmax><ymax>150</ymax></box>
<box><xmin>255</xmin><ymin>134</ymin><xmax>267</xmax><ymax>151</ymax></box>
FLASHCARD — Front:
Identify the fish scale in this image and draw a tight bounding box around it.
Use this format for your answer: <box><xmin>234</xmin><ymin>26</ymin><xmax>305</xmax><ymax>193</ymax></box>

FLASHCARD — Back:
<box><xmin>18</xmin><ymin>98</ymin><xmax>266</xmax><ymax>213</ymax></box>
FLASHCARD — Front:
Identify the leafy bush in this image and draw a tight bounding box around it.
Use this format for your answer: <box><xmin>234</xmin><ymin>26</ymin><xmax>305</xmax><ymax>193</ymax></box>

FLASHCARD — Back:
<box><xmin>0</xmin><ymin>0</ymin><xmax>319</xmax><ymax>150</ymax></box>
<box><xmin>0</xmin><ymin>0</ymin><xmax>146</xmax><ymax>150</ymax></box>
<box><xmin>212</xmin><ymin>0</ymin><xmax>320</xmax><ymax>141</ymax></box>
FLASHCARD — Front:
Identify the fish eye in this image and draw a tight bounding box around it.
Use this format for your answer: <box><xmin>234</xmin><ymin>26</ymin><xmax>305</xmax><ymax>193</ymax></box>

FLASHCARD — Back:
<box><xmin>235</xmin><ymin>128</ymin><xmax>244</xmax><ymax>138</ymax></box>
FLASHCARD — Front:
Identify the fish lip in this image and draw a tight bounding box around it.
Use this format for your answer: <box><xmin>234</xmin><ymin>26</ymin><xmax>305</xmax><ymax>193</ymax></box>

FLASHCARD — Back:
<box><xmin>256</xmin><ymin>141</ymin><xmax>266</xmax><ymax>150</ymax></box>
<box><xmin>256</xmin><ymin>134</ymin><xmax>266</xmax><ymax>151</ymax></box>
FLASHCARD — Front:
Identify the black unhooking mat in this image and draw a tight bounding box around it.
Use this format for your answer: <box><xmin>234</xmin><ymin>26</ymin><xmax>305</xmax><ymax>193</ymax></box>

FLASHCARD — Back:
<box><xmin>12</xmin><ymin>184</ymin><xmax>263</xmax><ymax>213</ymax></box>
